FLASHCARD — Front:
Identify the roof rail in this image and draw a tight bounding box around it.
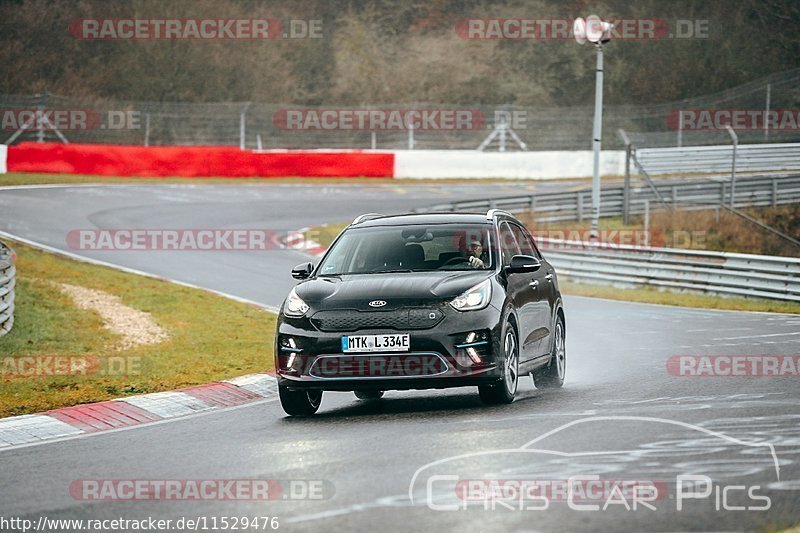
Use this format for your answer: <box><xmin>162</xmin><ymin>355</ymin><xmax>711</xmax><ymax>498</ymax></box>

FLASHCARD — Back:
<box><xmin>486</xmin><ymin>209</ymin><xmax>513</xmax><ymax>221</ymax></box>
<box><xmin>351</xmin><ymin>213</ymin><xmax>385</xmax><ymax>225</ymax></box>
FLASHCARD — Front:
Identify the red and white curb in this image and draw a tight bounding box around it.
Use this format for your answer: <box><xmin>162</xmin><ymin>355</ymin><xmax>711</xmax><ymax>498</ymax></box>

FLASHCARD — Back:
<box><xmin>0</xmin><ymin>373</ymin><xmax>277</xmax><ymax>449</ymax></box>
<box><xmin>281</xmin><ymin>228</ymin><xmax>327</xmax><ymax>258</ymax></box>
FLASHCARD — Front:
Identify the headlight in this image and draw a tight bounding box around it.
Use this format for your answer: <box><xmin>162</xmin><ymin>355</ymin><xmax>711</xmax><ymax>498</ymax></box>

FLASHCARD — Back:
<box><xmin>284</xmin><ymin>287</ymin><xmax>309</xmax><ymax>317</ymax></box>
<box><xmin>450</xmin><ymin>279</ymin><xmax>492</xmax><ymax>311</ymax></box>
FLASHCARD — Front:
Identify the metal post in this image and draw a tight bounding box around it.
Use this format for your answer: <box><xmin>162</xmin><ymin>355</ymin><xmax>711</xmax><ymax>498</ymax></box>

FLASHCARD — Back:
<box><xmin>772</xmin><ymin>178</ymin><xmax>778</xmax><ymax>208</ymax></box>
<box><xmin>677</xmin><ymin>110</ymin><xmax>683</xmax><ymax>148</ymax></box>
<box><xmin>618</xmin><ymin>129</ymin><xmax>631</xmax><ymax>225</ymax></box>
<box><xmin>408</xmin><ymin>113</ymin><xmax>415</xmax><ymax>150</ymax></box>
<box><xmin>643</xmin><ymin>200</ymin><xmax>650</xmax><ymax>248</ymax></box>
<box><xmin>36</xmin><ymin>91</ymin><xmax>48</xmax><ymax>143</ymax></box>
<box><xmin>498</xmin><ymin>116</ymin><xmax>506</xmax><ymax>153</ymax></box>
<box><xmin>144</xmin><ymin>113</ymin><xmax>150</xmax><ymax>146</ymax></box>
<box><xmin>726</xmin><ymin>125</ymin><xmax>738</xmax><ymax>207</ymax></box>
<box><xmin>577</xmin><ymin>192</ymin><xmax>584</xmax><ymax>222</ymax></box>
<box><xmin>371</xmin><ymin>131</ymin><xmax>377</xmax><ymax>150</ymax></box>
<box><xmin>590</xmin><ymin>45</ymin><xmax>604</xmax><ymax>239</ymax></box>
<box><xmin>239</xmin><ymin>103</ymin><xmax>250</xmax><ymax>150</ymax></box>
<box><xmin>764</xmin><ymin>76</ymin><xmax>772</xmax><ymax>142</ymax></box>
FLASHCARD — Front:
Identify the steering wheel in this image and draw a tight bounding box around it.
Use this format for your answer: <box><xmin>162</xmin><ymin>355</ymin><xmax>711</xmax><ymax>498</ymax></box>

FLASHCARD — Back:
<box><xmin>442</xmin><ymin>256</ymin><xmax>471</xmax><ymax>267</ymax></box>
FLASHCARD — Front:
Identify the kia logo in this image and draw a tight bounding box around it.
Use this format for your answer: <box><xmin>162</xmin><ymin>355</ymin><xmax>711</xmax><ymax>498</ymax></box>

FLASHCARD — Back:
<box><xmin>368</xmin><ymin>300</ymin><xmax>387</xmax><ymax>307</ymax></box>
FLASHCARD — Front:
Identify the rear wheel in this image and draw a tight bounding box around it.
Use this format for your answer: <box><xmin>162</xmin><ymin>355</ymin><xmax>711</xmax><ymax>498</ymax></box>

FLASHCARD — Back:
<box><xmin>279</xmin><ymin>385</ymin><xmax>322</xmax><ymax>416</ymax></box>
<box><xmin>533</xmin><ymin>316</ymin><xmax>565</xmax><ymax>389</ymax></box>
<box><xmin>354</xmin><ymin>390</ymin><xmax>384</xmax><ymax>401</ymax></box>
<box><xmin>479</xmin><ymin>322</ymin><xmax>519</xmax><ymax>405</ymax></box>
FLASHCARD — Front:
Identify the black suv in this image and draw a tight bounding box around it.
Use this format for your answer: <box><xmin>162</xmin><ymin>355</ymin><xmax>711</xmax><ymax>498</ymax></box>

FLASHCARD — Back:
<box><xmin>275</xmin><ymin>210</ymin><xmax>565</xmax><ymax>416</ymax></box>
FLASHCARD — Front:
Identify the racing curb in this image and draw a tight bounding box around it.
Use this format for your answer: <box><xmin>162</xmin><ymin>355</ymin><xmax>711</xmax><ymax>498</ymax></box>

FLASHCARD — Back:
<box><xmin>0</xmin><ymin>373</ymin><xmax>278</xmax><ymax>449</ymax></box>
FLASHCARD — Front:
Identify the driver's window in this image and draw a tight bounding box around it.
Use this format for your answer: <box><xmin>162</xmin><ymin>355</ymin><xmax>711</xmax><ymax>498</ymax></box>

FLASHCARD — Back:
<box><xmin>511</xmin><ymin>224</ymin><xmax>538</xmax><ymax>258</ymax></box>
<box><xmin>499</xmin><ymin>222</ymin><xmax>520</xmax><ymax>266</ymax></box>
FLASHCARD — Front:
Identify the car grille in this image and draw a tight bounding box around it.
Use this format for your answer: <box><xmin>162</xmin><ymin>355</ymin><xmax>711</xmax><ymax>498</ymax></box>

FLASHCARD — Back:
<box><xmin>310</xmin><ymin>308</ymin><xmax>445</xmax><ymax>332</ymax></box>
<box><xmin>308</xmin><ymin>353</ymin><xmax>448</xmax><ymax>379</ymax></box>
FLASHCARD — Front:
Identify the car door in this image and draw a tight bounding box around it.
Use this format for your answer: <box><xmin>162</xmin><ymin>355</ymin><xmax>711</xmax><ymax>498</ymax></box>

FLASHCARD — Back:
<box><xmin>510</xmin><ymin>222</ymin><xmax>554</xmax><ymax>359</ymax></box>
<box><xmin>498</xmin><ymin>222</ymin><xmax>536</xmax><ymax>362</ymax></box>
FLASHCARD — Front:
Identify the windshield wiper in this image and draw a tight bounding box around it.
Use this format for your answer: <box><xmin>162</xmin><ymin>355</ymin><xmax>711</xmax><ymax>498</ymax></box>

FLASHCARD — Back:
<box><xmin>370</xmin><ymin>269</ymin><xmax>413</xmax><ymax>274</ymax></box>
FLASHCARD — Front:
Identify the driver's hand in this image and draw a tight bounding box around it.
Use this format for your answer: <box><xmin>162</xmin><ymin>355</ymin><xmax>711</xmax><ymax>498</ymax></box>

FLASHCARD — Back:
<box><xmin>468</xmin><ymin>256</ymin><xmax>484</xmax><ymax>269</ymax></box>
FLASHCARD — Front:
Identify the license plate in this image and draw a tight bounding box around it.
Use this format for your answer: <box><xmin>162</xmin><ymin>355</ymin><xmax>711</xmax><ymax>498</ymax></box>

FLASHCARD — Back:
<box><xmin>342</xmin><ymin>334</ymin><xmax>410</xmax><ymax>353</ymax></box>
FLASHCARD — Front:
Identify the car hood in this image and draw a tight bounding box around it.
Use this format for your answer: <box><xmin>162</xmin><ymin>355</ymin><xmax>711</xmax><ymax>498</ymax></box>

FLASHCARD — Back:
<box><xmin>295</xmin><ymin>270</ymin><xmax>493</xmax><ymax>310</ymax></box>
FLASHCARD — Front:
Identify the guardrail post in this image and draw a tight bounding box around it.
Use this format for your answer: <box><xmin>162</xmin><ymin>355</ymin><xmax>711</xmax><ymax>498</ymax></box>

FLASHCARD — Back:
<box><xmin>144</xmin><ymin>112</ymin><xmax>150</xmax><ymax>146</ymax></box>
<box><xmin>576</xmin><ymin>192</ymin><xmax>583</xmax><ymax>222</ymax></box>
<box><xmin>726</xmin><ymin>125</ymin><xmax>738</xmax><ymax>207</ymax></box>
<box><xmin>36</xmin><ymin>91</ymin><xmax>48</xmax><ymax>143</ymax></box>
<box><xmin>671</xmin><ymin>185</ymin><xmax>678</xmax><ymax>210</ymax></box>
<box><xmin>618</xmin><ymin>129</ymin><xmax>632</xmax><ymax>225</ymax></box>
<box><xmin>772</xmin><ymin>179</ymin><xmax>778</xmax><ymax>208</ymax></box>
<box><xmin>239</xmin><ymin>102</ymin><xmax>251</xmax><ymax>150</ymax></box>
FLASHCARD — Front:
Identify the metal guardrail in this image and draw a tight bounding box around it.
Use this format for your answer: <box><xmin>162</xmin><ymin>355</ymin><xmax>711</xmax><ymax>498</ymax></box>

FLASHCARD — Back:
<box><xmin>0</xmin><ymin>241</ymin><xmax>15</xmax><ymax>336</ymax></box>
<box><xmin>539</xmin><ymin>238</ymin><xmax>800</xmax><ymax>302</ymax></box>
<box><xmin>635</xmin><ymin>143</ymin><xmax>800</xmax><ymax>175</ymax></box>
<box><xmin>419</xmin><ymin>173</ymin><xmax>800</xmax><ymax>223</ymax></box>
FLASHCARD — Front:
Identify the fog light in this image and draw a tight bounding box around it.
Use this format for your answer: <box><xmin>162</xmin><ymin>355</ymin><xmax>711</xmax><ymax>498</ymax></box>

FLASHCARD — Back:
<box><xmin>280</xmin><ymin>337</ymin><xmax>301</xmax><ymax>352</ymax></box>
<box><xmin>455</xmin><ymin>331</ymin><xmax>490</xmax><ymax>364</ymax></box>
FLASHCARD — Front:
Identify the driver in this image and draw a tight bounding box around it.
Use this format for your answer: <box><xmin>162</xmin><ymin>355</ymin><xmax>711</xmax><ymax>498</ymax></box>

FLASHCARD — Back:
<box><xmin>462</xmin><ymin>239</ymin><xmax>485</xmax><ymax>269</ymax></box>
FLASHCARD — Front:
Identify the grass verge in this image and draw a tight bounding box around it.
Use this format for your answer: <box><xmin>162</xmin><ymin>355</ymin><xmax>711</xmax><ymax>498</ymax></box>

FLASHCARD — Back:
<box><xmin>0</xmin><ymin>241</ymin><xmax>275</xmax><ymax>418</ymax></box>
<box><xmin>560</xmin><ymin>281</ymin><xmax>800</xmax><ymax>314</ymax></box>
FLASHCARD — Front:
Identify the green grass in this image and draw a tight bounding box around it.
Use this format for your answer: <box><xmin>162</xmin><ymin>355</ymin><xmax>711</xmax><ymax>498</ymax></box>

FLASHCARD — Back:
<box><xmin>0</xmin><ymin>241</ymin><xmax>276</xmax><ymax>418</ymax></box>
<box><xmin>560</xmin><ymin>281</ymin><xmax>800</xmax><ymax>314</ymax></box>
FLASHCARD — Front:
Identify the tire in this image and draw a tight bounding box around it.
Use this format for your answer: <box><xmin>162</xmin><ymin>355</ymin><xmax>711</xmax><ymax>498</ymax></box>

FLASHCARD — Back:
<box><xmin>354</xmin><ymin>390</ymin><xmax>384</xmax><ymax>401</ymax></box>
<box><xmin>533</xmin><ymin>315</ymin><xmax>566</xmax><ymax>389</ymax></box>
<box><xmin>479</xmin><ymin>321</ymin><xmax>519</xmax><ymax>405</ymax></box>
<box><xmin>279</xmin><ymin>385</ymin><xmax>322</xmax><ymax>416</ymax></box>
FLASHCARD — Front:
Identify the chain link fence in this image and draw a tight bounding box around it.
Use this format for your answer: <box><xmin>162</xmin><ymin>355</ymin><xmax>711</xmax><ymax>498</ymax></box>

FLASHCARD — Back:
<box><xmin>2</xmin><ymin>68</ymin><xmax>799</xmax><ymax>151</ymax></box>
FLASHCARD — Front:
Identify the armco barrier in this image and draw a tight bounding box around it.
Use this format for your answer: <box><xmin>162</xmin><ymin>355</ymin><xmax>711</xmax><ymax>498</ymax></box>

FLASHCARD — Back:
<box><xmin>0</xmin><ymin>242</ymin><xmax>15</xmax><ymax>336</ymax></box>
<box><xmin>5</xmin><ymin>142</ymin><xmax>394</xmax><ymax>178</ymax></box>
<box><xmin>539</xmin><ymin>238</ymin><xmax>800</xmax><ymax>302</ymax></box>
<box><xmin>636</xmin><ymin>143</ymin><xmax>800</xmax><ymax>175</ymax></box>
<box><xmin>419</xmin><ymin>173</ymin><xmax>800</xmax><ymax>222</ymax></box>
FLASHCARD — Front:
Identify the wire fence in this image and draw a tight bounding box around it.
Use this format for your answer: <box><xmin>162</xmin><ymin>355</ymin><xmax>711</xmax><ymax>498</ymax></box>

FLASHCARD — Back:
<box><xmin>2</xmin><ymin>68</ymin><xmax>799</xmax><ymax>151</ymax></box>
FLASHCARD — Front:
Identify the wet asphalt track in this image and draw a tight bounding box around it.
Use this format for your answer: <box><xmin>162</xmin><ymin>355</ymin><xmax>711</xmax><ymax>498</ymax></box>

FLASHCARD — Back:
<box><xmin>1</xmin><ymin>182</ymin><xmax>799</xmax><ymax>532</ymax></box>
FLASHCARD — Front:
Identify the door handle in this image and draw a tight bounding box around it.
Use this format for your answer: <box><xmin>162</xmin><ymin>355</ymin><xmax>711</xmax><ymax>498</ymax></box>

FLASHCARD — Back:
<box><xmin>529</xmin><ymin>280</ymin><xmax>539</xmax><ymax>289</ymax></box>
<box><xmin>545</xmin><ymin>273</ymin><xmax>554</xmax><ymax>282</ymax></box>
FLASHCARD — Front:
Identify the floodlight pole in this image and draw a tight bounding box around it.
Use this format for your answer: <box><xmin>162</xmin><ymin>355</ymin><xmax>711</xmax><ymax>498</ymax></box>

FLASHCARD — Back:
<box><xmin>589</xmin><ymin>44</ymin><xmax>604</xmax><ymax>240</ymax></box>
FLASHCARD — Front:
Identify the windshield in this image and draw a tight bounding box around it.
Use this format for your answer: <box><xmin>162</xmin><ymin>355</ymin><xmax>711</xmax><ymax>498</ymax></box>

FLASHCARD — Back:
<box><xmin>317</xmin><ymin>223</ymin><xmax>496</xmax><ymax>275</ymax></box>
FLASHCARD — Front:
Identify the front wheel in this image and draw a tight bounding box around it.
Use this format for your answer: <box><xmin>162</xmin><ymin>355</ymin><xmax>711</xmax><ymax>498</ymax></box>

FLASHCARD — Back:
<box><xmin>479</xmin><ymin>321</ymin><xmax>519</xmax><ymax>405</ymax></box>
<box><xmin>354</xmin><ymin>390</ymin><xmax>384</xmax><ymax>401</ymax></box>
<box><xmin>279</xmin><ymin>385</ymin><xmax>322</xmax><ymax>416</ymax></box>
<box><xmin>533</xmin><ymin>316</ymin><xmax>565</xmax><ymax>389</ymax></box>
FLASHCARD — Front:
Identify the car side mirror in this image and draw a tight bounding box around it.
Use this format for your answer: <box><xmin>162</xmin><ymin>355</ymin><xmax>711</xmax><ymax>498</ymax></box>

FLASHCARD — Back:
<box><xmin>291</xmin><ymin>262</ymin><xmax>314</xmax><ymax>280</ymax></box>
<box><xmin>506</xmin><ymin>255</ymin><xmax>541</xmax><ymax>273</ymax></box>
